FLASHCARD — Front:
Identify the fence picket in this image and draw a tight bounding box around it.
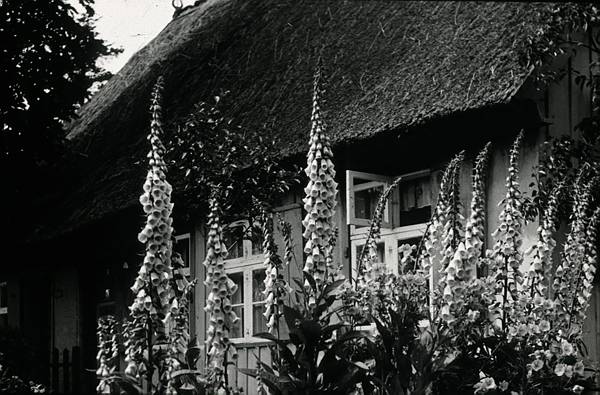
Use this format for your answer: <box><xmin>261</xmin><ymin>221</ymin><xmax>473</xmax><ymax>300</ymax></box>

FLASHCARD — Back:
<box><xmin>50</xmin><ymin>346</ymin><xmax>80</xmax><ymax>394</ymax></box>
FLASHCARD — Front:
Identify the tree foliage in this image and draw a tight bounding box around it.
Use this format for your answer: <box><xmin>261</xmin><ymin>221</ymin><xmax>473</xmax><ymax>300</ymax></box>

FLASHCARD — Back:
<box><xmin>165</xmin><ymin>92</ymin><xmax>300</xmax><ymax>225</ymax></box>
<box><xmin>1</xmin><ymin>0</ymin><xmax>119</xmax><ymax>164</ymax></box>
<box><xmin>1</xmin><ymin>0</ymin><xmax>119</xmax><ymax>243</ymax></box>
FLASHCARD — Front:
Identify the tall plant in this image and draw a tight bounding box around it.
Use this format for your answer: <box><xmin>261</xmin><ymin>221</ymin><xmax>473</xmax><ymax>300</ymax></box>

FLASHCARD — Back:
<box><xmin>124</xmin><ymin>77</ymin><xmax>176</xmax><ymax>391</ymax></box>
<box><xmin>202</xmin><ymin>195</ymin><xmax>240</xmax><ymax>392</ymax></box>
<box><xmin>240</xmin><ymin>56</ymin><xmax>368</xmax><ymax>395</ymax></box>
<box><xmin>352</xmin><ymin>130</ymin><xmax>600</xmax><ymax>394</ymax></box>
<box><xmin>301</xmin><ymin>55</ymin><xmax>343</xmax><ymax>298</ymax></box>
<box><xmin>96</xmin><ymin>78</ymin><xmax>201</xmax><ymax>394</ymax></box>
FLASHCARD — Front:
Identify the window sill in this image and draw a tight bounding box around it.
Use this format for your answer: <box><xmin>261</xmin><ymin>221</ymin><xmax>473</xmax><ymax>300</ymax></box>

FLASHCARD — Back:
<box><xmin>230</xmin><ymin>337</ymin><xmax>283</xmax><ymax>347</ymax></box>
<box><xmin>350</xmin><ymin>222</ymin><xmax>427</xmax><ymax>239</ymax></box>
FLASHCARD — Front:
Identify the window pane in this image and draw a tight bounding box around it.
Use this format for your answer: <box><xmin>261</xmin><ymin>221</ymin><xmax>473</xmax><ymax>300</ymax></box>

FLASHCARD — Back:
<box><xmin>230</xmin><ymin>306</ymin><xmax>244</xmax><ymax>338</ymax></box>
<box><xmin>356</xmin><ymin>242</ymin><xmax>384</xmax><ymax>264</ymax></box>
<box><xmin>399</xmin><ymin>176</ymin><xmax>431</xmax><ymax>226</ymax></box>
<box><xmin>174</xmin><ymin>237</ymin><xmax>190</xmax><ymax>268</ymax></box>
<box><xmin>249</xmin><ymin>224</ymin><xmax>263</xmax><ymax>256</ymax></box>
<box><xmin>355</xmin><ymin>185</ymin><xmax>383</xmax><ymax>220</ymax></box>
<box><xmin>252</xmin><ymin>270</ymin><xmax>266</xmax><ymax>302</ymax></box>
<box><xmin>400</xmin><ymin>206</ymin><xmax>431</xmax><ymax>226</ymax></box>
<box><xmin>229</xmin><ymin>272</ymin><xmax>243</xmax><ymax>304</ymax></box>
<box><xmin>253</xmin><ymin>304</ymin><xmax>267</xmax><ymax>335</ymax></box>
<box><xmin>397</xmin><ymin>238</ymin><xmax>421</xmax><ymax>248</ymax></box>
<box><xmin>223</xmin><ymin>226</ymin><xmax>244</xmax><ymax>259</ymax></box>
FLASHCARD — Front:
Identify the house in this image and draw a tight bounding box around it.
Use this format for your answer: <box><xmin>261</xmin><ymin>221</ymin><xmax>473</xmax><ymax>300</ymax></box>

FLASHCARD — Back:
<box><xmin>3</xmin><ymin>1</ymin><xmax>599</xmax><ymax>393</ymax></box>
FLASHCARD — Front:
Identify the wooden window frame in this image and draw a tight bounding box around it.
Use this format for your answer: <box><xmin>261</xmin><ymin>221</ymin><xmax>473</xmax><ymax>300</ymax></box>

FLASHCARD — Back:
<box><xmin>174</xmin><ymin>233</ymin><xmax>191</xmax><ymax>277</ymax></box>
<box><xmin>348</xmin><ymin>168</ymin><xmax>432</xmax><ymax>277</ymax></box>
<box><xmin>220</xmin><ymin>220</ymin><xmax>267</xmax><ymax>344</ymax></box>
<box><xmin>225</xmin><ymin>263</ymin><xmax>268</xmax><ymax>344</ymax></box>
<box><xmin>346</xmin><ymin>170</ymin><xmax>392</xmax><ymax>227</ymax></box>
<box><xmin>350</xmin><ymin>223</ymin><xmax>427</xmax><ymax>278</ymax></box>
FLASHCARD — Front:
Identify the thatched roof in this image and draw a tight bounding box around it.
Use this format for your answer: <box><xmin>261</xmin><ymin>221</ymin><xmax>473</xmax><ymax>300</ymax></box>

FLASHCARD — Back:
<box><xmin>40</xmin><ymin>1</ymin><xmax>558</xmax><ymax>239</ymax></box>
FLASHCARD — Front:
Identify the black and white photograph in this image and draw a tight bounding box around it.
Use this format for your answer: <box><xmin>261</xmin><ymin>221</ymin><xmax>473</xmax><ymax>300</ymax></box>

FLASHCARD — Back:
<box><xmin>2</xmin><ymin>1</ymin><xmax>600</xmax><ymax>393</ymax></box>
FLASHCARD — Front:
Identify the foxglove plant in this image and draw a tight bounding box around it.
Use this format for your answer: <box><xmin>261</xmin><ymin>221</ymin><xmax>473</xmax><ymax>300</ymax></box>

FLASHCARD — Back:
<box><xmin>125</xmin><ymin>77</ymin><xmax>176</xmax><ymax>386</ymax></box>
<box><xmin>257</xmin><ymin>202</ymin><xmax>292</xmax><ymax>334</ymax></box>
<box><xmin>278</xmin><ymin>215</ymin><xmax>294</xmax><ymax>268</ymax></box>
<box><xmin>464</xmin><ymin>143</ymin><xmax>491</xmax><ymax>274</ymax></box>
<box><xmin>419</xmin><ymin>152</ymin><xmax>464</xmax><ymax>276</ymax></box>
<box><xmin>96</xmin><ymin>316</ymin><xmax>119</xmax><ymax>394</ymax></box>
<box><xmin>356</xmin><ymin>177</ymin><xmax>401</xmax><ymax>283</ymax></box>
<box><xmin>203</xmin><ymin>196</ymin><xmax>239</xmax><ymax>386</ymax></box>
<box><xmin>488</xmin><ymin>131</ymin><xmax>526</xmax><ymax>328</ymax></box>
<box><xmin>163</xmin><ymin>252</ymin><xmax>196</xmax><ymax>391</ymax></box>
<box><xmin>301</xmin><ymin>57</ymin><xmax>341</xmax><ymax>299</ymax></box>
<box><xmin>554</xmin><ymin>167</ymin><xmax>600</xmax><ymax>334</ymax></box>
<box><xmin>417</xmin><ymin>151</ymin><xmax>465</xmax><ymax>323</ymax></box>
<box><xmin>526</xmin><ymin>182</ymin><xmax>564</xmax><ymax>300</ymax></box>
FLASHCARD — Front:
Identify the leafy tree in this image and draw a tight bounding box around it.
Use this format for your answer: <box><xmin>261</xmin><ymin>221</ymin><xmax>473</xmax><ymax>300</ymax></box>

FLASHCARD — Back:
<box><xmin>0</xmin><ymin>0</ymin><xmax>119</xmax><ymax>239</ymax></box>
<box><xmin>1</xmin><ymin>0</ymin><xmax>118</xmax><ymax>162</ymax></box>
<box><xmin>166</xmin><ymin>92</ymin><xmax>300</xmax><ymax>225</ymax></box>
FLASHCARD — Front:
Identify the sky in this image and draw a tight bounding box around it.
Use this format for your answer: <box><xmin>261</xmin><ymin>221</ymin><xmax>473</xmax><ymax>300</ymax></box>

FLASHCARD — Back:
<box><xmin>92</xmin><ymin>0</ymin><xmax>196</xmax><ymax>74</ymax></box>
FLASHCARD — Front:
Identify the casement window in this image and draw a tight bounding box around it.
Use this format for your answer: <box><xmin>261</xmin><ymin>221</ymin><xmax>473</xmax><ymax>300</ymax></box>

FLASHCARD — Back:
<box><xmin>220</xmin><ymin>220</ymin><xmax>268</xmax><ymax>343</ymax></box>
<box><xmin>346</xmin><ymin>171</ymin><xmax>392</xmax><ymax>228</ymax></box>
<box><xmin>347</xmin><ymin>169</ymin><xmax>435</xmax><ymax>277</ymax></box>
<box><xmin>0</xmin><ymin>282</ymin><xmax>7</xmax><ymax>327</ymax></box>
<box><xmin>174</xmin><ymin>233</ymin><xmax>191</xmax><ymax>276</ymax></box>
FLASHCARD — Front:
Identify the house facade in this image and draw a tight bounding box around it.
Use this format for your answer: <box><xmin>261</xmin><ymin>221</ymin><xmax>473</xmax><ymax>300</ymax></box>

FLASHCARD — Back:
<box><xmin>3</xmin><ymin>1</ymin><xmax>599</xmax><ymax>393</ymax></box>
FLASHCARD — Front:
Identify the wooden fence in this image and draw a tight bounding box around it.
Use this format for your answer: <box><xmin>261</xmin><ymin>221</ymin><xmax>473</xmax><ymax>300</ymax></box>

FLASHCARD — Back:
<box><xmin>49</xmin><ymin>346</ymin><xmax>81</xmax><ymax>394</ymax></box>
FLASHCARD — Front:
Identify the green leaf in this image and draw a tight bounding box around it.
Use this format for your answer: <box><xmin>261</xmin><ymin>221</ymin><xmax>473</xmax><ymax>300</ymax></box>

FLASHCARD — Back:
<box><xmin>185</xmin><ymin>346</ymin><xmax>202</xmax><ymax>368</ymax></box>
<box><xmin>303</xmin><ymin>271</ymin><xmax>317</xmax><ymax>293</ymax></box>
<box><xmin>315</xmin><ymin>295</ymin><xmax>337</xmax><ymax>318</ymax></box>
<box><xmin>169</xmin><ymin>369</ymin><xmax>204</xmax><ymax>379</ymax></box>
<box><xmin>238</xmin><ymin>367</ymin><xmax>258</xmax><ymax>378</ymax></box>
<box><xmin>104</xmin><ymin>375</ymin><xmax>144</xmax><ymax>395</ymax></box>
<box><xmin>300</xmin><ymin>320</ymin><xmax>322</xmax><ymax>345</ymax></box>
<box><xmin>322</xmin><ymin>279</ymin><xmax>345</xmax><ymax>298</ymax></box>
<box><xmin>321</xmin><ymin>322</ymin><xmax>348</xmax><ymax>340</ymax></box>
<box><xmin>283</xmin><ymin>305</ymin><xmax>303</xmax><ymax>331</ymax></box>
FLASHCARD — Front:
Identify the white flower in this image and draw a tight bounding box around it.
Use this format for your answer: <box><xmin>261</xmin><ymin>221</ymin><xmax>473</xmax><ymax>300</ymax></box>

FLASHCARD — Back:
<box><xmin>572</xmin><ymin>384</ymin><xmax>584</xmax><ymax>394</ymax></box>
<box><xmin>531</xmin><ymin>359</ymin><xmax>544</xmax><ymax>371</ymax></box>
<box><xmin>499</xmin><ymin>380</ymin><xmax>509</xmax><ymax>391</ymax></box>
<box><xmin>474</xmin><ymin>377</ymin><xmax>497</xmax><ymax>393</ymax></box>
<box><xmin>301</xmin><ymin>62</ymin><xmax>341</xmax><ymax>288</ymax></box>
<box><xmin>467</xmin><ymin>309</ymin><xmax>480</xmax><ymax>322</ymax></box>
<box><xmin>565</xmin><ymin>365</ymin><xmax>574</xmax><ymax>378</ymax></box>
<box><xmin>561</xmin><ymin>340</ymin><xmax>575</xmax><ymax>356</ymax></box>
<box><xmin>554</xmin><ymin>363</ymin><xmax>566</xmax><ymax>376</ymax></box>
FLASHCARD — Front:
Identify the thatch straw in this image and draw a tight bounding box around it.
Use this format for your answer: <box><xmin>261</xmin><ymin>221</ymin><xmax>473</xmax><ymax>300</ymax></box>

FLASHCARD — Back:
<box><xmin>38</xmin><ymin>1</ymin><xmax>560</xmax><ymax>239</ymax></box>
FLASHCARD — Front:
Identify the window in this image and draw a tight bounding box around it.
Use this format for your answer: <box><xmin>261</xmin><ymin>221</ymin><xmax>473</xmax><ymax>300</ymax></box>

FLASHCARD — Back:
<box><xmin>399</xmin><ymin>172</ymin><xmax>432</xmax><ymax>226</ymax></box>
<box><xmin>346</xmin><ymin>171</ymin><xmax>392</xmax><ymax>227</ymax></box>
<box><xmin>222</xmin><ymin>220</ymin><xmax>262</xmax><ymax>263</ymax></box>
<box><xmin>0</xmin><ymin>282</ymin><xmax>7</xmax><ymax>327</ymax></box>
<box><xmin>347</xmin><ymin>169</ymin><xmax>434</xmax><ymax>277</ymax></box>
<box><xmin>174</xmin><ymin>233</ymin><xmax>191</xmax><ymax>276</ymax></box>
<box><xmin>219</xmin><ymin>221</ymin><xmax>268</xmax><ymax>342</ymax></box>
